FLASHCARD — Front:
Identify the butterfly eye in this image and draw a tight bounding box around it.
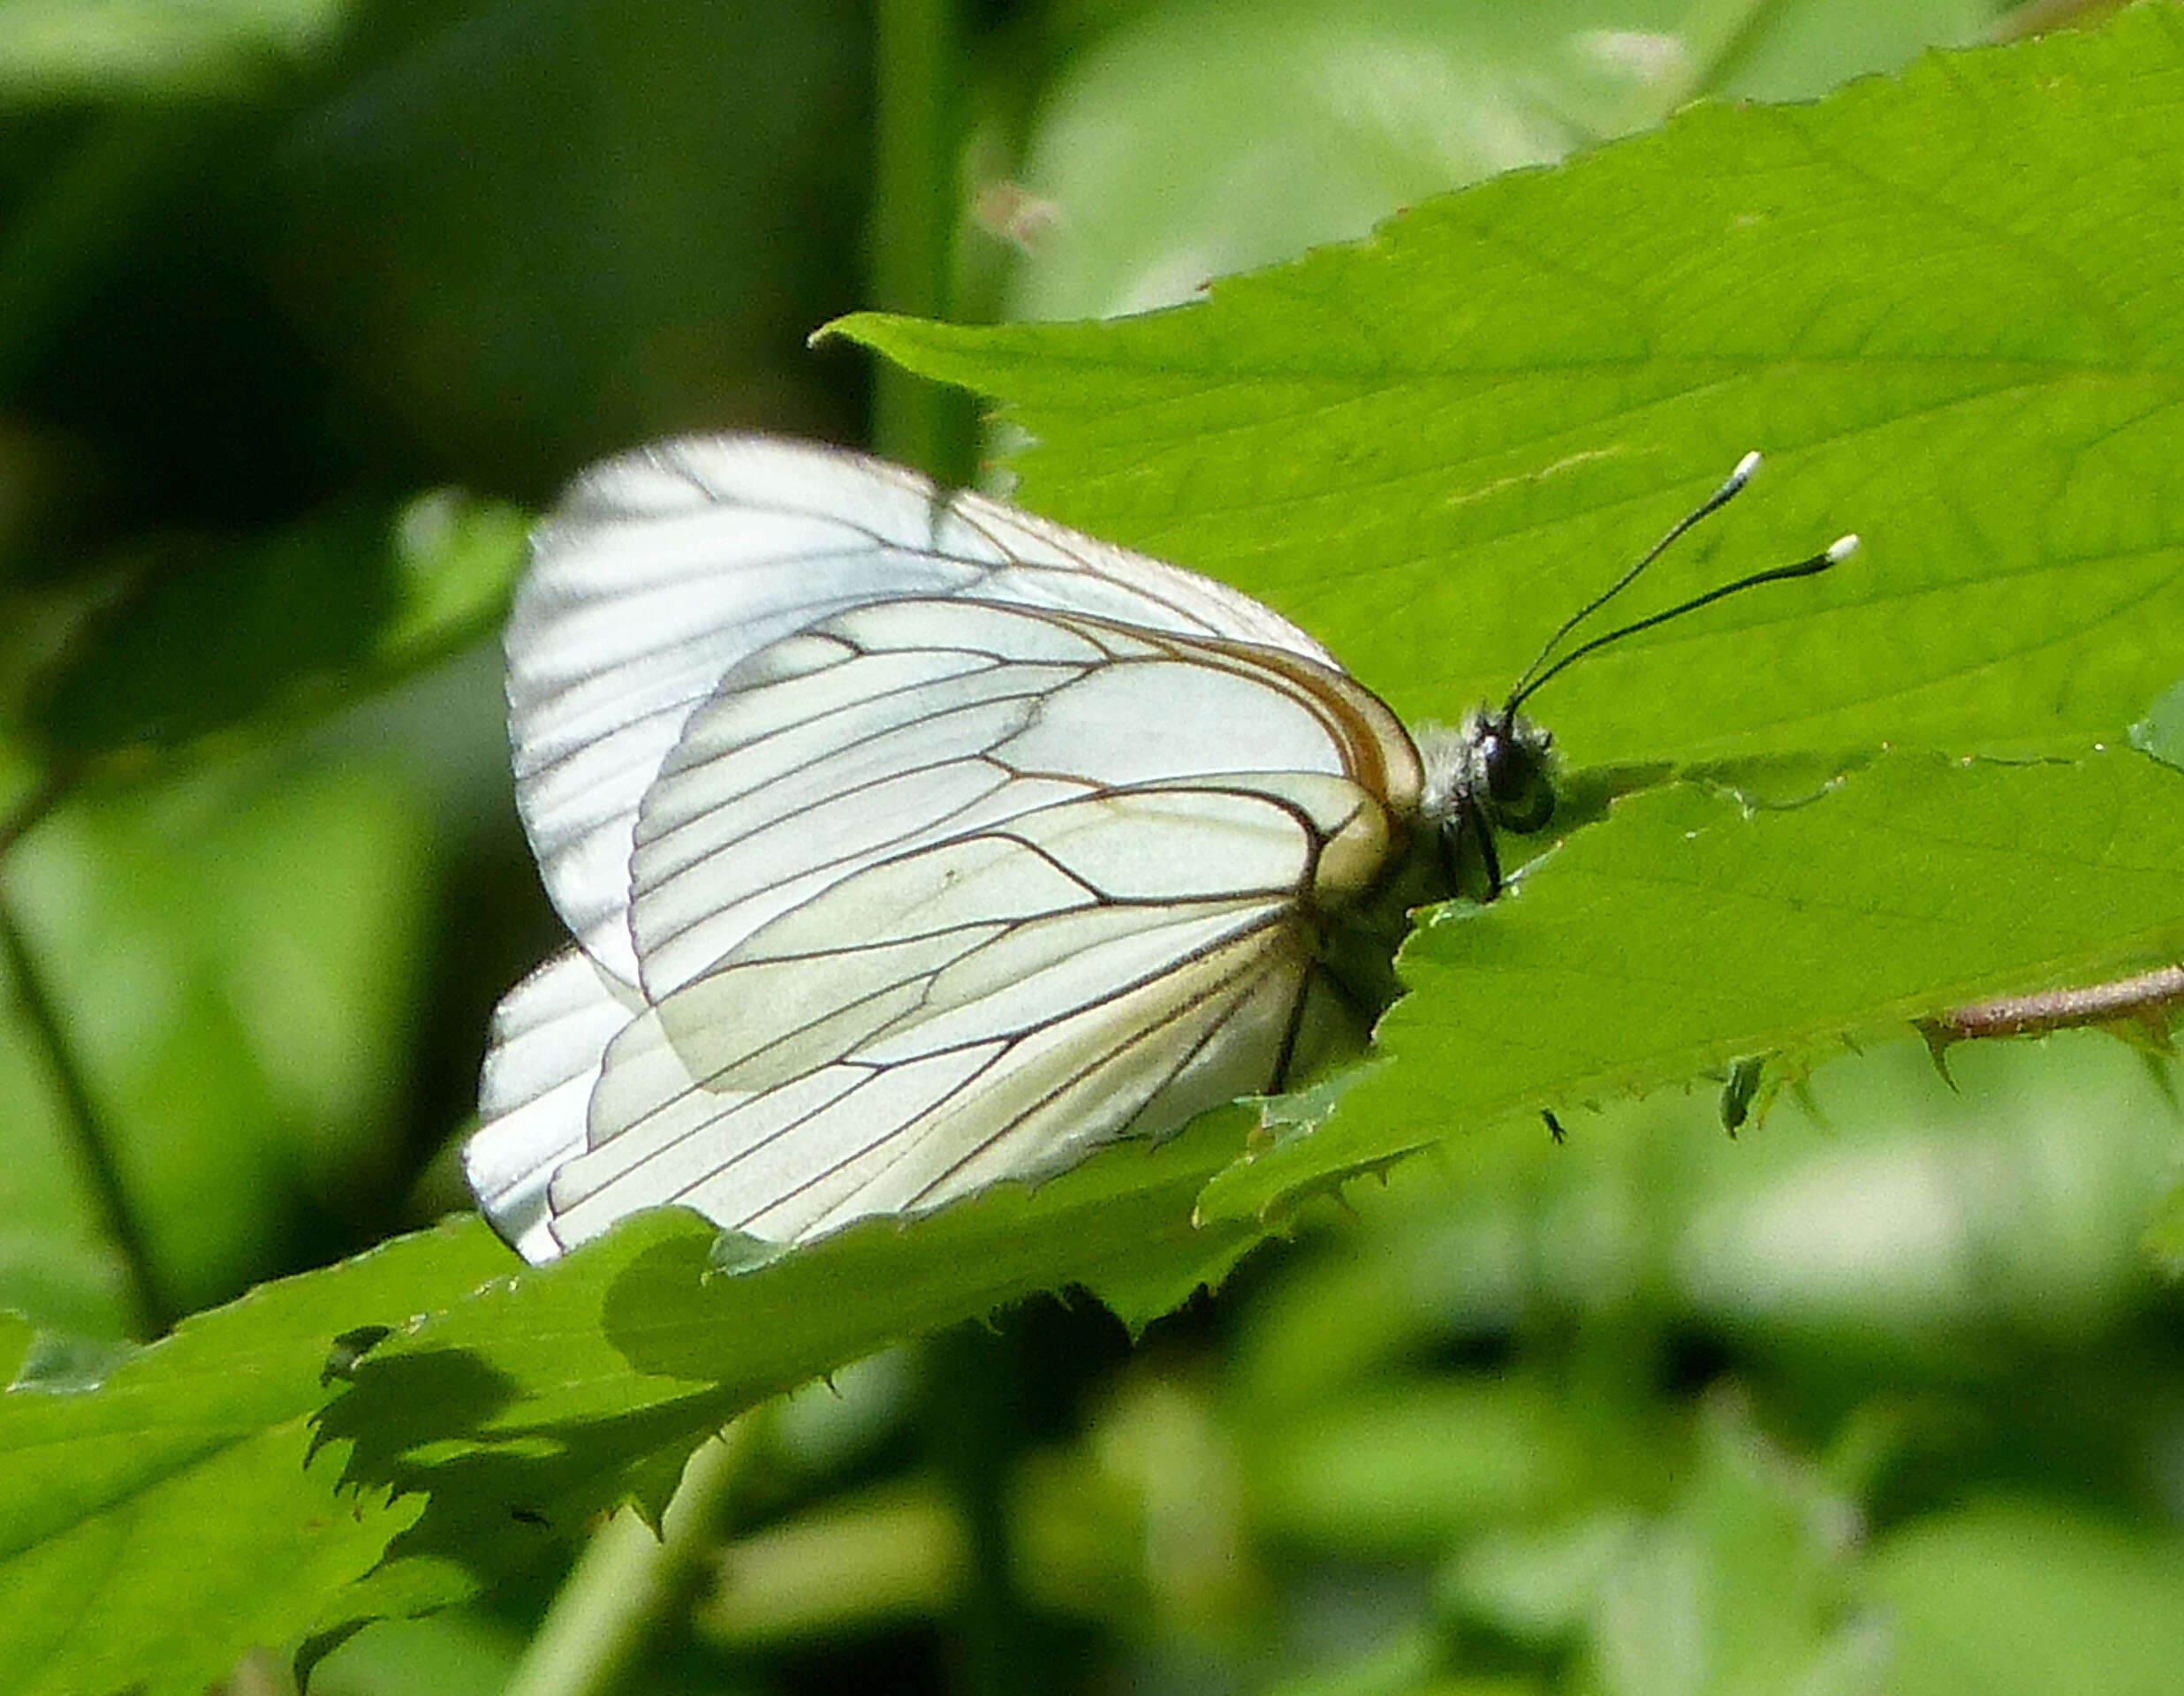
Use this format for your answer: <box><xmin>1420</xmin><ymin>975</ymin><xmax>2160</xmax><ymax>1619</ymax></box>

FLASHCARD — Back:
<box><xmin>1481</xmin><ymin>716</ymin><xmax>1556</xmax><ymax>835</ymax></box>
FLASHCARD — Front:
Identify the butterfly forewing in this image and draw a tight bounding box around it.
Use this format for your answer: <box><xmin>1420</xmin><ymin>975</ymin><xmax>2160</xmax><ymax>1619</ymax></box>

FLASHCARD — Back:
<box><xmin>472</xmin><ymin>435</ymin><xmax>1431</xmax><ymax>1261</ymax></box>
<box><xmin>508</xmin><ymin>437</ymin><xmax>1339</xmax><ymax>984</ymax></box>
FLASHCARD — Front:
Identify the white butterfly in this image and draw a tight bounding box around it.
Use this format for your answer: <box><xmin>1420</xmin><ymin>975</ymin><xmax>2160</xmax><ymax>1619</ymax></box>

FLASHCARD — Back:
<box><xmin>465</xmin><ymin>436</ymin><xmax>1846</xmax><ymax>1261</ymax></box>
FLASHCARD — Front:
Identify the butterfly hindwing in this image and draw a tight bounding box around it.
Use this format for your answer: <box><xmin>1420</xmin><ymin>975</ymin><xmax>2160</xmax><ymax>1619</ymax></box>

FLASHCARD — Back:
<box><xmin>553</xmin><ymin>796</ymin><xmax>1320</xmax><ymax>1246</ymax></box>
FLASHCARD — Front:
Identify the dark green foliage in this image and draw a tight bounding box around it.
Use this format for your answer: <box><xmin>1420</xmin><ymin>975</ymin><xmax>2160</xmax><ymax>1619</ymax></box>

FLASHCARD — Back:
<box><xmin>5</xmin><ymin>5</ymin><xmax>2184</xmax><ymax>1695</ymax></box>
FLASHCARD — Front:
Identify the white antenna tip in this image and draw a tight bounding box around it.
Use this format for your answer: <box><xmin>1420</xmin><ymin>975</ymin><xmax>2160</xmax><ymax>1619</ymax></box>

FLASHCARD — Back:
<box><xmin>1731</xmin><ymin>450</ymin><xmax>1763</xmax><ymax>484</ymax></box>
<box><xmin>1825</xmin><ymin>533</ymin><xmax>1861</xmax><ymax>563</ymax></box>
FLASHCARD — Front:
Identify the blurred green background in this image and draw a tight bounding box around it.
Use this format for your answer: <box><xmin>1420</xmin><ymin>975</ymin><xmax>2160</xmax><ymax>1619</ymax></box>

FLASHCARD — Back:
<box><xmin>0</xmin><ymin>2</ymin><xmax>2178</xmax><ymax>1693</ymax></box>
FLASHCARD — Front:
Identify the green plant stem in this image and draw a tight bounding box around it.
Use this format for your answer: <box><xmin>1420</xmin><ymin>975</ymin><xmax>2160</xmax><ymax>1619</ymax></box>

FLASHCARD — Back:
<box><xmin>502</xmin><ymin>1422</ymin><xmax>756</xmax><ymax>1696</ymax></box>
<box><xmin>927</xmin><ymin>1324</ymin><xmax>1043</xmax><ymax>1696</ymax></box>
<box><xmin>869</xmin><ymin>0</ymin><xmax>975</xmax><ymax>481</ymax></box>
<box><xmin>0</xmin><ymin>888</ymin><xmax>169</xmax><ymax>1339</ymax></box>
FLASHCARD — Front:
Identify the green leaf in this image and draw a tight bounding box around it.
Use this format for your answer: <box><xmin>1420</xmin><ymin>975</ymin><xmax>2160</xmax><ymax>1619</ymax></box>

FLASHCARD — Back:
<box><xmin>0</xmin><ymin>1220</ymin><xmax>510</xmax><ymax>1696</ymax></box>
<box><xmin>32</xmin><ymin>492</ymin><xmax>522</xmax><ymax>759</ymax></box>
<box><xmin>36</xmin><ymin>511</ymin><xmax>395</xmax><ymax>754</ymax></box>
<box><xmin>837</xmin><ymin>6</ymin><xmax>2184</xmax><ymax>770</ymax></box>
<box><xmin>312</xmin><ymin>1112</ymin><xmax>1279</xmax><ymax>1646</ymax></box>
<box><xmin>1442</xmin><ymin>1394</ymin><xmax>1878</xmax><ymax>1691</ymax></box>
<box><xmin>1249</xmin><ymin>1374</ymin><xmax>1628</xmax><ymax>1556</ymax></box>
<box><xmin>0</xmin><ymin>0</ymin><xmax>349</xmax><ymax>102</ymax></box>
<box><xmin>1576</xmin><ymin>1392</ymin><xmax>1877</xmax><ymax>1696</ymax></box>
<box><xmin>375</xmin><ymin>489</ymin><xmax>532</xmax><ymax>675</ymax></box>
<box><xmin>2142</xmin><ymin>1173</ymin><xmax>2184</xmax><ymax>1281</ymax></box>
<box><xmin>1200</xmin><ymin>750</ymin><xmax>2184</xmax><ymax>1224</ymax></box>
<box><xmin>1867</xmin><ymin>1497</ymin><xmax>2184</xmax><ymax>1696</ymax></box>
<box><xmin>1005</xmin><ymin>0</ymin><xmax>1990</xmax><ymax>322</ymax></box>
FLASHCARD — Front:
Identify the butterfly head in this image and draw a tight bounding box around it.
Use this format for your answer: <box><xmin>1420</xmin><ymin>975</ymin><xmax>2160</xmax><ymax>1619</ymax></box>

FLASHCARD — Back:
<box><xmin>1473</xmin><ymin>705</ymin><xmax>1556</xmax><ymax>834</ymax></box>
<box><xmin>1412</xmin><ymin>707</ymin><xmax>1558</xmax><ymax>902</ymax></box>
<box><xmin>1417</xmin><ymin>707</ymin><xmax>1556</xmax><ymax>830</ymax></box>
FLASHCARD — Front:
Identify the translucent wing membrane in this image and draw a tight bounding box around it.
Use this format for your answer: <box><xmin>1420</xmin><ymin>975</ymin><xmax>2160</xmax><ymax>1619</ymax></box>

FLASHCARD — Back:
<box><xmin>469</xmin><ymin>949</ymin><xmax>635</xmax><ymax>1261</ymax></box>
<box><xmin>557</xmin><ymin>799</ymin><xmax>1324</xmax><ymax>1246</ymax></box>
<box><xmin>508</xmin><ymin>436</ymin><xmax>1338</xmax><ymax>981</ymax></box>
<box><xmin>471</xmin><ymin>436</ymin><xmax>1426</xmax><ymax>1261</ymax></box>
<box><xmin>628</xmin><ymin>595</ymin><xmax>1408</xmax><ymax>1000</ymax></box>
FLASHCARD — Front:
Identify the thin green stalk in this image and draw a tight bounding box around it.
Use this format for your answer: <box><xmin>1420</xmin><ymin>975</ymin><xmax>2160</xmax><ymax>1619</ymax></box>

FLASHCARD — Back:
<box><xmin>869</xmin><ymin>0</ymin><xmax>976</xmax><ymax>481</ymax></box>
<box><xmin>927</xmin><ymin>1323</ymin><xmax>1045</xmax><ymax>1696</ymax></box>
<box><xmin>503</xmin><ymin>1421</ymin><xmax>757</xmax><ymax>1696</ymax></box>
<box><xmin>0</xmin><ymin>886</ymin><xmax>169</xmax><ymax>1338</ymax></box>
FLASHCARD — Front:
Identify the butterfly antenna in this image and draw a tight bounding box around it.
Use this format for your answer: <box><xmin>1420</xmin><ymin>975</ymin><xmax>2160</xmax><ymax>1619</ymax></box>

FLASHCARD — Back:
<box><xmin>1505</xmin><ymin>450</ymin><xmax>1763</xmax><ymax>710</ymax></box>
<box><xmin>1507</xmin><ymin>533</ymin><xmax>1859</xmax><ymax>712</ymax></box>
